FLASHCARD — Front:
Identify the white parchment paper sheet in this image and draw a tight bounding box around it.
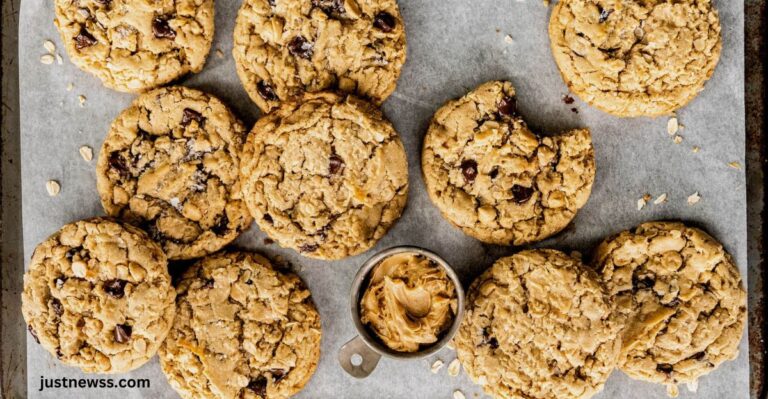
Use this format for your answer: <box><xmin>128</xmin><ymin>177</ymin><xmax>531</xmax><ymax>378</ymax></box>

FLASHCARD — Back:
<box><xmin>19</xmin><ymin>0</ymin><xmax>748</xmax><ymax>398</ymax></box>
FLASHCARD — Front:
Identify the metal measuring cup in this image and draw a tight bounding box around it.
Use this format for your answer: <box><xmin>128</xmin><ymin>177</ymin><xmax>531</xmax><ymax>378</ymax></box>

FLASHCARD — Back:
<box><xmin>337</xmin><ymin>246</ymin><xmax>465</xmax><ymax>378</ymax></box>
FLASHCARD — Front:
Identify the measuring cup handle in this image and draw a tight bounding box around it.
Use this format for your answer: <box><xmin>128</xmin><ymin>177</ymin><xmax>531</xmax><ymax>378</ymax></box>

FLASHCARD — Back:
<box><xmin>338</xmin><ymin>336</ymin><xmax>381</xmax><ymax>378</ymax></box>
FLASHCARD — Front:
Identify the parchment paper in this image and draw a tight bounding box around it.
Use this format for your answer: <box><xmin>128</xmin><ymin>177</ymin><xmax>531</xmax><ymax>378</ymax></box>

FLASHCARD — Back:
<box><xmin>19</xmin><ymin>0</ymin><xmax>748</xmax><ymax>398</ymax></box>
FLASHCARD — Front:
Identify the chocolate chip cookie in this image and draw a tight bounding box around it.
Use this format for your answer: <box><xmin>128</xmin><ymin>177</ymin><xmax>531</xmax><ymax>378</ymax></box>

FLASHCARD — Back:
<box><xmin>422</xmin><ymin>81</ymin><xmax>595</xmax><ymax>246</ymax></box>
<box><xmin>159</xmin><ymin>251</ymin><xmax>321</xmax><ymax>399</ymax></box>
<box><xmin>549</xmin><ymin>0</ymin><xmax>722</xmax><ymax>117</ymax></box>
<box><xmin>54</xmin><ymin>0</ymin><xmax>214</xmax><ymax>93</ymax></box>
<box><xmin>21</xmin><ymin>218</ymin><xmax>175</xmax><ymax>373</ymax></box>
<box><xmin>233</xmin><ymin>0</ymin><xmax>407</xmax><ymax>112</ymax></box>
<box><xmin>96</xmin><ymin>86</ymin><xmax>252</xmax><ymax>260</ymax></box>
<box><xmin>239</xmin><ymin>92</ymin><xmax>409</xmax><ymax>260</ymax></box>
<box><xmin>454</xmin><ymin>249</ymin><xmax>622</xmax><ymax>399</ymax></box>
<box><xmin>594</xmin><ymin>222</ymin><xmax>746</xmax><ymax>393</ymax></box>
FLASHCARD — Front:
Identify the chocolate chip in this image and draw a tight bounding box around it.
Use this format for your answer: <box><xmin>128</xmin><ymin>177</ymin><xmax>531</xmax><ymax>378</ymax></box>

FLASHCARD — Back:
<box><xmin>76</xmin><ymin>319</ymin><xmax>86</xmax><ymax>328</ymax></box>
<box><xmin>288</xmin><ymin>35</ymin><xmax>314</xmax><ymax>59</ymax></box>
<box><xmin>245</xmin><ymin>279</ymin><xmax>253</xmax><ymax>285</ymax></box>
<box><xmin>247</xmin><ymin>376</ymin><xmax>268</xmax><ymax>397</ymax></box>
<box><xmin>571</xmin><ymin>107</ymin><xmax>579</xmax><ymax>114</ymax></box>
<box><xmin>104</xmin><ymin>279</ymin><xmax>127</xmax><ymax>298</ymax></box>
<box><xmin>598</xmin><ymin>7</ymin><xmax>612</xmax><ymax>23</ymax></box>
<box><xmin>373</xmin><ymin>12</ymin><xmax>396</xmax><ymax>32</ymax></box>
<box><xmin>511</xmin><ymin>184</ymin><xmax>534</xmax><ymax>203</ymax></box>
<box><xmin>74</xmin><ymin>28</ymin><xmax>97</xmax><ymax>50</ymax></box>
<box><xmin>656</xmin><ymin>363</ymin><xmax>674</xmax><ymax>375</ymax></box>
<box><xmin>489</xmin><ymin>167</ymin><xmax>499</xmax><ymax>179</ymax></box>
<box><xmin>108</xmin><ymin>152</ymin><xmax>130</xmax><ymax>179</ymax></box>
<box><xmin>498</xmin><ymin>96</ymin><xmax>517</xmax><ymax>116</ymax></box>
<box><xmin>264</xmin><ymin>238</ymin><xmax>275</xmax><ymax>245</ymax></box>
<box><xmin>51</xmin><ymin>298</ymin><xmax>64</xmax><ymax>316</ymax></box>
<box><xmin>54</xmin><ymin>277</ymin><xmax>66</xmax><ymax>288</ymax></box>
<box><xmin>299</xmin><ymin>243</ymin><xmax>319</xmax><ymax>253</ymax></box>
<box><xmin>481</xmin><ymin>327</ymin><xmax>499</xmax><ymax>348</ymax></box>
<box><xmin>271</xmin><ymin>369</ymin><xmax>287</xmax><ymax>382</ymax></box>
<box><xmin>257</xmin><ymin>81</ymin><xmax>278</xmax><ymax>102</ymax></box>
<box><xmin>203</xmin><ymin>279</ymin><xmax>215</xmax><ymax>289</ymax></box>
<box><xmin>28</xmin><ymin>325</ymin><xmax>40</xmax><ymax>344</ymax></box>
<box><xmin>268</xmin><ymin>0</ymin><xmax>276</xmax><ymax>5</ymax></box>
<box><xmin>329</xmin><ymin>154</ymin><xmax>344</xmax><ymax>175</ymax></box>
<box><xmin>152</xmin><ymin>17</ymin><xmax>176</xmax><ymax>39</ymax></box>
<box><xmin>632</xmin><ymin>275</ymin><xmax>655</xmax><ymax>291</ymax></box>
<box><xmin>211</xmin><ymin>214</ymin><xmax>230</xmax><ymax>236</ymax></box>
<box><xmin>263</xmin><ymin>214</ymin><xmax>274</xmax><ymax>224</ymax></box>
<box><xmin>313</xmin><ymin>0</ymin><xmax>345</xmax><ymax>16</ymax></box>
<box><xmin>562</xmin><ymin>95</ymin><xmax>575</xmax><ymax>105</ymax></box>
<box><xmin>114</xmin><ymin>324</ymin><xmax>132</xmax><ymax>343</ymax></box>
<box><xmin>56</xmin><ymin>349</ymin><xmax>64</xmax><ymax>358</ymax></box>
<box><xmin>460</xmin><ymin>160</ymin><xmax>478</xmax><ymax>183</ymax></box>
<box><xmin>181</xmin><ymin>108</ymin><xmax>204</xmax><ymax>126</ymax></box>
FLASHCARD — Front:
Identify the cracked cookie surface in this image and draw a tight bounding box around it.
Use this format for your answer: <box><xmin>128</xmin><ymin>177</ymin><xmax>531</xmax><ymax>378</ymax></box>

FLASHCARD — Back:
<box><xmin>594</xmin><ymin>222</ymin><xmax>746</xmax><ymax>392</ymax></box>
<box><xmin>548</xmin><ymin>0</ymin><xmax>722</xmax><ymax>117</ymax></box>
<box><xmin>21</xmin><ymin>218</ymin><xmax>175</xmax><ymax>373</ymax></box>
<box><xmin>159</xmin><ymin>251</ymin><xmax>321</xmax><ymax>399</ymax></box>
<box><xmin>455</xmin><ymin>249</ymin><xmax>622</xmax><ymax>399</ymax></box>
<box><xmin>96</xmin><ymin>86</ymin><xmax>252</xmax><ymax>260</ymax></box>
<box><xmin>422</xmin><ymin>81</ymin><xmax>595</xmax><ymax>246</ymax></box>
<box><xmin>233</xmin><ymin>0</ymin><xmax>406</xmax><ymax>112</ymax></box>
<box><xmin>240</xmin><ymin>92</ymin><xmax>409</xmax><ymax>260</ymax></box>
<box><xmin>54</xmin><ymin>0</ymin><xmax>214</xmax><ymax>92</ymax></box>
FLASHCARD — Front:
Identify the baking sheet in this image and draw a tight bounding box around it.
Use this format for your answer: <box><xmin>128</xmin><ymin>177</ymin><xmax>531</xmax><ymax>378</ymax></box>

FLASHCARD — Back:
<box><xmin>18</xmin><ymin>0</ymin><xmax>748</xmax><ymax>398</ymax></box>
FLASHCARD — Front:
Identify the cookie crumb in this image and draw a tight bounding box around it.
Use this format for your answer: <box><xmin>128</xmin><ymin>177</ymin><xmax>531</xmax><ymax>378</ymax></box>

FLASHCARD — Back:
<box><xmin>666</xmin><ymin>384</ymin><xmax>679</xmax><ymax>398</ymax></box>
<box><xmin>692</xmin><ymin>146</ymin><xmax>701</xmax><ymax>153</ymax></box>
<box><xmin>562</xmin><ymin>94</ymin><xmax>575</xmax><ymax>104</ymax></box>
<box><xmin>453</xmin><ymin>390</ymin><xmax>466</xmax><ymax>399</ymax></box>
<box><xmin>40</xmin><ymin>54</ymin><xmax>55</xmax><ymax>65</ymax></box>
<box><xmin>687</xmin><ymin>192</ymin><xmax>701</xmax><ymax>205</ymax></box>
<box><xmin>637</xmin><ymin>197</ymin><xmax>646</xmax><ymax>211</ymax></box>
<box><xmin>430</xmin><ymin>359</ymin><xmax>444</xmax><ymax>374</ymax></box>
<box><xmin>66</xmin><ymin>82</ymin><xmax>74</xmax><ymax>92</ymax></box>
<box><xmin>46</xmin><ymin>180</ymin><xmax>61</xmax><ymax>196</ymax></box>
<box><xmin>56</xmin><ymin>53</ymin><xmax>63</xmax><ymax>65</ymax></box>
<box><xmin>44</xmin><ymin>40</ymin><xmax>56</xmax><ymax>53</ymax></box>
<box><xmin>643</xmin><ymin>193</ymin><xmax>652</xmax><ymax>202</ymax></box>
<box><xmin>686</xmin><ymin>380</ymin><xmax>698</xmax><ymax>393</ymax></box>
<box><xmin>446</xmin><ymin>340</ymin><xmax>455</xmax><ymax>350</ymax></box>
<box><xmin>728</xmin><ymin>161</ymin><xmax>742</xmax><ymax>169</ymax></box>
<box><xmin>216</xmin><ymin>49</ymin><xmax>224</xmax><ymax>58</ymax></box>
<box><xmin>79</xmin><ymin>145</ymin><xmax>93</xmax><ymax>161</ymax></box>
<box><xmin>667</xmin><ymin>117</ymin><xmax>679</xmax><ymax>135</ymax></box>
<box><xmin>653</xmin><ymin>193</ymin><xmax>667</xmax><ymax>205</ymax></box>
<box><xmin>448</xmin><ymin>358</ymin><xmax>461</xmax><ymax>377</ymax></box>
<box><xmin>673</xmin><ymin>135</ymin><xmax>683</xmax><ymax>144</ymax></box>
<box><xmin>504</xmin><ymin>34</ymin><xmax>514</xmax><ymax>44</ymax></box>
<box><xmin>78</xmin><ymin>95</ymin><xmax>87</xmax><ymax>107</ymax></box>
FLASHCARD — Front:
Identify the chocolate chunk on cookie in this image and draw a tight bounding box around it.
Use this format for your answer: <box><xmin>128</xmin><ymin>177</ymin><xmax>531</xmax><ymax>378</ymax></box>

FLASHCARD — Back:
<box><xmin>548</xmin><ymin>0</ymin><xmax>722</xmax><ymax>117</ymax></box>
<box><xmin>595</xmin><ymin>222</ymin><xmax>746</xmax><ymax>392</ymax></box>
<box><xmin>422</xmin><ymin>81</ymin><xmax>595</xmax><ymax>246</ymax></box>
<box><xmin>233</xmin><ymin>0</ymin><xmax>407</xmax><ymax>112</ymax></box>
<box><xmin>21</xmin><ymin>218</ymin><xmax>175</xmax><ymax>373</ymax></box>
<box><xmin>240</xmin><ymin>92</ymin><xmax>409</xmax><ymax>260</ymax></box>
<box><xmin>96</xmin><ymin>86</ymin><xmax>253</xmax><ymax>260</ymax></box>
<box><xmin>54</xmin><ymin>0</ymin><xmax>214</xmax><ymax>92</ymax></box>
<box><xmin>159</xmin><ymin>251</ymin><xmax>321</xmax><ymax>399</ymax></box>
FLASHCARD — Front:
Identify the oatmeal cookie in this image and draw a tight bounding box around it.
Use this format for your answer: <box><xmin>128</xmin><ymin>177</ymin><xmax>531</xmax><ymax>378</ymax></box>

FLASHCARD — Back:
<box><xmin>21</xmin><ymin>218</ymin><xmax>175</xmax><ymax>373</ymax></box>
<box><xmin>549</xmin><ymin>0</ymin><xmax>722</xmax><ymax>117</ymax></box>
<box><xmin>54</xmin><ymin>0</ymin><xmax>214</xmax><ymax>92</ymax></box>
<box><xmin>233</xmin><ymin>0</ymin><xmax>407</xmax><ymax>112</ymax></box>
<box><xmin>239</xmin><ymin>91</ymin><xmax>409</xmax><ymax>260</ymax></box>
<box><xmin>96</xmin><ymin>86</ymin><xmax>252</xmax><ymax>260</ymax></box>
<box><xmin>595</xmin><ymin>222</ymin><xmax>746</xmax><ymax>392</ymax></box>
<box><xmin>422</xmin><ymin>81</ymin><xmax>595</xmax><ymax>246</ymax></box>
<box><xmin>159</xmin><ymin>251</ymin><xmax>321</xmax><ymax>399</ymax></box>
<box><xmin>455</xmin><ymin>249</ymin><xmax>622</xmax><ymax>399</ymax></box>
